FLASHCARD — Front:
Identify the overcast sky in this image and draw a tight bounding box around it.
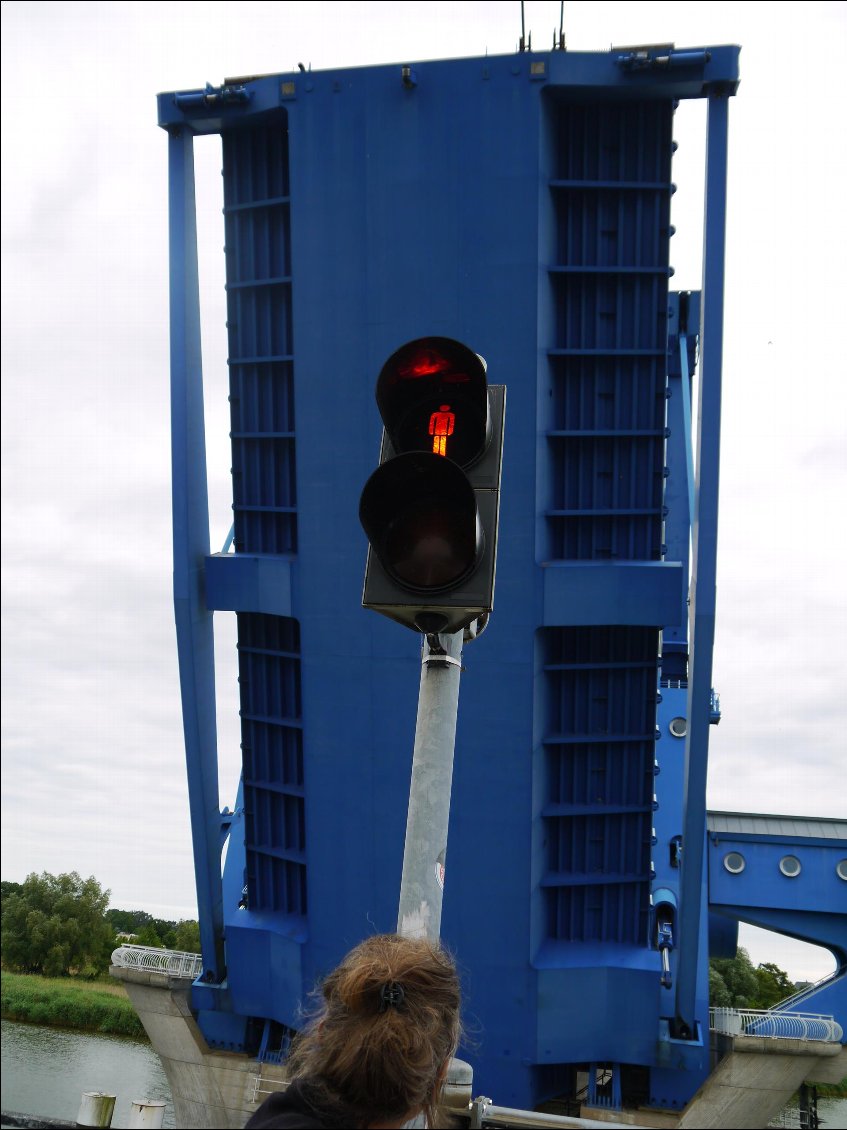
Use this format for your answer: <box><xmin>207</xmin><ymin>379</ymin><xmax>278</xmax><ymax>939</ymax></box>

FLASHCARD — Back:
<box><xmin>2</xmin><ymin>1</ymin><xmax>845</xmax><ymax>985</ymax></box>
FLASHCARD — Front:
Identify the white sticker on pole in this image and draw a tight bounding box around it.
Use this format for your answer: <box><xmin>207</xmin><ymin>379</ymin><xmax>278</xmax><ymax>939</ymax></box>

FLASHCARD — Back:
<box><xmin>435</xmin><ymin>849</ymin><xmax>446</xmax><ymax>891</ymax></box>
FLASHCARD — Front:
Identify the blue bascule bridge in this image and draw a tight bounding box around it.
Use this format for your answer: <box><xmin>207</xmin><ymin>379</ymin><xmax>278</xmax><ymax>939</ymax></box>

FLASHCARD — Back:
<box><xmin>146</xmin><ymin>34</ymin><xmax>846</xmax><ymax>1124</ymax></box>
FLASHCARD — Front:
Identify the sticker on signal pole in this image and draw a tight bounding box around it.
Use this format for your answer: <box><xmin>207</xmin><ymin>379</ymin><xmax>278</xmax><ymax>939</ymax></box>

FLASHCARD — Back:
<box><xmin>435</xmin><ymin>849</ymin><xmax>446</xmax><ymax>891</ymax></box>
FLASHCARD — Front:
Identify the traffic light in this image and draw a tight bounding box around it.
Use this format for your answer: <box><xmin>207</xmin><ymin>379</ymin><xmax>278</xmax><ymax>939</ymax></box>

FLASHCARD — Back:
<box><xmin>359</xmin><ymin>337</ymin><xmax>505</xmax><ymax>635</ymax></box>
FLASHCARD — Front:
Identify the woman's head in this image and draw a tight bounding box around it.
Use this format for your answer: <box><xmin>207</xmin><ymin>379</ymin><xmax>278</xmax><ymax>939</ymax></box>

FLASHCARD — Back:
<box><xmin>289</xmin><ymin>933</ymin><xmax>461</xmax><ymax>1127</ymax></box>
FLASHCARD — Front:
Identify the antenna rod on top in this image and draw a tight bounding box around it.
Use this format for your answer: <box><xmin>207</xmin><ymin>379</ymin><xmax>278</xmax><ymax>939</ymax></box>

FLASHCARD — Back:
<box><xmin>519</xmin><ymin>0</ymin><xmax>525</xmax><ymax>52</ymax></box>
<box><xmin>559</xmin><ymin>1</ymin><xmax>566</xmax><ymax>50</ymax></box>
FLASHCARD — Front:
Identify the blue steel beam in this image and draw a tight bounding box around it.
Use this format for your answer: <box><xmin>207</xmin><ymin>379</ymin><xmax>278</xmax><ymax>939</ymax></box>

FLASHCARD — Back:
<box><xmin>157</xmin><ymin>46</ymin><xmax>742</xmax><ymax>134</ymax></box>
<box><xmin>678</xmin><ymin>333</ymin><xmax>696</xmax><ymax>528</ymax></box>
<box><xmin>675</xmin><ymin>91</ymin><xmax>731</xmax><ymax>1033</ymax></box>
<box><xmin>168</xmin><ymin>126</ymin><xmax>225</xmax><ymax>982</ymax></box>
<box><xmin>662</xmin><ymin>291</ymin><xmax>699</xmax><ymax>661</ymax></box>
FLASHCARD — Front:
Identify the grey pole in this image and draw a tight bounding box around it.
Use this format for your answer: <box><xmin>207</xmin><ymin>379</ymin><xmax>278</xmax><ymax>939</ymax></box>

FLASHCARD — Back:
<box><xmin>397</xmin><ymin>629</ymin><xmax>464</xmax><ymax>940</ymax></box>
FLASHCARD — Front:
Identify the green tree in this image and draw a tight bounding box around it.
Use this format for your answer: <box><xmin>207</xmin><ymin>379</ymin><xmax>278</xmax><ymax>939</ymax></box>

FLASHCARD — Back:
<box><xmin>159</xmin><ymin>925</ymin><xmax>178</xmax><ymax>949</ymax></box>
<box><xmin>134</xmin><ymin>923</ymin><xmax>165</xmax><ymax>949</ymax></box>
<box><xmin>754</xmin><ymin>962</ymin><xmax>794</xmax><ymax>1008</ymax></box>
<box><xmin>106</xmin><ymin>910</ymin><xmax>193</xmax><ymax>952</ymax></box>
<box><xmin>173</xmin><ymin>919</ymin><xmax>201</xmax><ymax>953</ymax></box>
<box><xmin>709</xmin><ymin>949</ymin><xmax>795</xmax><ymax>1009</ymax></box>
<box><xmin>106</xmin><ymin>908</ymin><xmax>153</xmax><ymax>935</ymax></box>
<box><xmin>709</xmin><ymin>965</ymin><xmax>732</xmax><ymax>1008</ymax></box>
<box><xmin>1</xmin><ymin>872</ymin><xmax>114</xmax><ymax>978</ymax></box>
<box><xmin>709</xmin><ymin>948</ymin><xmax>759</xmax><ymax>1008</ymax></box>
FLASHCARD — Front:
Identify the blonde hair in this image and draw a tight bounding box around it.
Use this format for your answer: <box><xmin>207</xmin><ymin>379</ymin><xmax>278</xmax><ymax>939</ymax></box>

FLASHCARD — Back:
<box><xmin>287</xmin><ymin>933</ymin><xmax>461</xmax><ymax>1127</ymax></box>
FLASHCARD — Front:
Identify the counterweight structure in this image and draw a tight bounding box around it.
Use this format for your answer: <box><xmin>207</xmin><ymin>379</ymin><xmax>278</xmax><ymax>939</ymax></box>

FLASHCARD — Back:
<box><xmin>158</xmin><ymin>43</ymin><xmax>740</xmax><ymax>1113</ymax></box>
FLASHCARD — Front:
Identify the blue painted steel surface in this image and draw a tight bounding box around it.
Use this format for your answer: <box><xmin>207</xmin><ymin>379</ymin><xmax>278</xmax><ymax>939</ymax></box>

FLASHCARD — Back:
<box><xmin>158</xmin><ymin>46</ymin><xmax>745</xmax><ymax>1110</ymax></box>
<box><xmin>167</xmin><ymin>127</ymin><xmax>225</xmax><ymax>983</ymax></box>
<box><xmin>675</xmin><ymin>90</ymin><xmax>731</xmax><ymax>1037</ymax></box>
<box><xmin>707</xmin><ymin>817</ymin><xmax>847</xmax><ymax>1029</ymax></box>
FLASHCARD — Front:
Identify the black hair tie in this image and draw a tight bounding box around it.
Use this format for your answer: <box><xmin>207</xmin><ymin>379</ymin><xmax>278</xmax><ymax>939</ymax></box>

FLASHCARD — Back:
<box><xmin>379</xmin><ymin>982</ymin><xmax>406</xmax><ymax>1011</ymax></box>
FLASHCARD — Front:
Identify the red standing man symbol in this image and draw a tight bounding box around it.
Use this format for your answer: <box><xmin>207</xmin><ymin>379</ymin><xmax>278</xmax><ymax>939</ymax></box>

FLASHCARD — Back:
<box><xmin>429</xmin><ymin>404</ymin><xmax>455</xmax><ymax>456</ymax></box>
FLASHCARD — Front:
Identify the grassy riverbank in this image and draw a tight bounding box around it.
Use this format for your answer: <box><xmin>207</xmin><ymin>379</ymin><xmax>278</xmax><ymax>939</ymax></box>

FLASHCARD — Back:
<box><xmin>1</xmin><ymin>971</ymin><xmax>145</xmax><ymax>1037</ymax></box>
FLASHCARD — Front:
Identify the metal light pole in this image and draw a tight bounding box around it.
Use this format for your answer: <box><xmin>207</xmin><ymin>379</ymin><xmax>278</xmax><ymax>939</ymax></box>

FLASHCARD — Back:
<box><xmin>397</xmin><ymin>630</ymin><xmax>464</xmax><ymax>940</ymax></box>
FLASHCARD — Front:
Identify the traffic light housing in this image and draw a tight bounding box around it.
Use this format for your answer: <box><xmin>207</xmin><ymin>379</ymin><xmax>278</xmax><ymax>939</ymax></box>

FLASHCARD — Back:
<box><xmin>360</xmin><ymin>337</ymin><xmax>505</xmax><ymax>634</ymax></box>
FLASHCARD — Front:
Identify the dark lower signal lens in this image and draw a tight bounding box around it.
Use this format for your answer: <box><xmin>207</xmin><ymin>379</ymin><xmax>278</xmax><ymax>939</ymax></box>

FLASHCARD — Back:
<box><xmin>359</xmin><ymin>450</ymin><xmax>482</xmax><ymax>595</ymax></box>
<box><xmin>384</xmin><ymin>499</ymin><xmax>477</xmax><ymax>590</ymax></box>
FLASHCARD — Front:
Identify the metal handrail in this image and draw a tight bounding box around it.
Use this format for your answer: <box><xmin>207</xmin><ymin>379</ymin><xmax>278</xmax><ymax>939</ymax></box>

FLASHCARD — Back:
<box><xmin>770</xmin><ymin>970</ymin><xmax>837</xmax><ymax>1013</ymax></box>
<box><xmin>468</xmin><ymin>1098</ymin><xmax>636</xmax><ymax>1128</ymax></box>
<box><xmin>111</xmin><ymin>944</ymin><xmax>204</xmax><ymax>980</ymax></box>
<box><xmin>710</xmin><ymin>1007</ymin><xmax>843</xmax><ymax>1042</ymax></box>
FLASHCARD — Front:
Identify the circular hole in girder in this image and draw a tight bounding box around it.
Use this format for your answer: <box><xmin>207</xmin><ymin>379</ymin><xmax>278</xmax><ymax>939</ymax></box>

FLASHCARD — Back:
<box><xmin>779</xmin><ymin>855</ymin><xmax>802</xmax><ymax>878</ymax></box>
<box><xmin>669</xmin><ymin>716</ymin><xmax>687</xmax><ymax>738</ymax></box>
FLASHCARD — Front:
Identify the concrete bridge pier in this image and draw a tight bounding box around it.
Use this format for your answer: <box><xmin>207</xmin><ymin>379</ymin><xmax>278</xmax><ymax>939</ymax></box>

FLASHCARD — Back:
<box><xmin>677</xmin><ymin>1033</ymin><xmax>846</xmax><ymax>1129</ymax></box>
<box><xmin>110</xmin><ymin>964</ymin><xmax>284</xmax><ymax>1129</ymax></box>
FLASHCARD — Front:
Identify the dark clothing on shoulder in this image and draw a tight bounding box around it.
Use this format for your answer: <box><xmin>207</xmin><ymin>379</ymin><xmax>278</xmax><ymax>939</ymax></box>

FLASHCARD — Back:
<box><xmin>244</xmin><ymin>1079</ymin><xmax>347</xmax><ymax>1129</ymax></box>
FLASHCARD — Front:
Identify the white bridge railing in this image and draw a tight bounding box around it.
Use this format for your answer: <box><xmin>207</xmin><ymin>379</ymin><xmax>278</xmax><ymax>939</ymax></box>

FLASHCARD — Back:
<box><xmin>112</xmin><ymin>944</ymin><xmax>204</xmax><ymax>980</ymax></box>
<box><xmin>710</xmin><ymin>1007</ymin><xmax>843</xmax><ymax>1042</ymax></box>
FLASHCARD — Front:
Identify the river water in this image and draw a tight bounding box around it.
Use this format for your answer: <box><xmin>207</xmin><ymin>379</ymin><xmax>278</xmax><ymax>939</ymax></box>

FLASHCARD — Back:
<box><xmin>771</xmin><ymin>1098</ymin><xmax>847</xmax><ymax>1130</ymax></box>
<box><xmin>1</xmin><ymin>1019</ymin><xmax>174</xmax><ymax>1128</ymax></box>
<box><xmin>2</xmin><ymin>1018</ymin><xmax>844</xmax><ymax>1129</ymax></box>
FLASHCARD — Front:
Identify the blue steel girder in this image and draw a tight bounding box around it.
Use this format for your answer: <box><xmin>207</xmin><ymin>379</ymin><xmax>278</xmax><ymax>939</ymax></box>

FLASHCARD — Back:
<box><xmin>707</xmin><ymin>815</ymin><xmax>847</xmax><ymax>1033</ymax></box>
<box><xmin>157</xmin><ymin>47</ymin><xmax>741</xmax><ymax>135</ymax></box>
<box><xmin>707</xmin><ymin>817</ymin><xmax>847</xmax><ymax>967</ymax></box>
<box><xmin>674</xmin><ymin>89</ymin><xmax>731</xmax><ymax>1037</ymax></box>
<box><xmin>167</xmin><ymin>125</ymin><xmax>225</xmax><ymax>984</ymax></box>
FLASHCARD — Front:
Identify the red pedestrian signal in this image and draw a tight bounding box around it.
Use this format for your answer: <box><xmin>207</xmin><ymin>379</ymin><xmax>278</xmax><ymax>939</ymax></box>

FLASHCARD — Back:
<box><xmin>360</xmin><ymin>337</ymin><xmax>505</xmax><ymax>635</ymax></box>
<box><xmin>428</xmin><ymin>405</ymin><xmax>455</xmax><ymax>456</ymax></box>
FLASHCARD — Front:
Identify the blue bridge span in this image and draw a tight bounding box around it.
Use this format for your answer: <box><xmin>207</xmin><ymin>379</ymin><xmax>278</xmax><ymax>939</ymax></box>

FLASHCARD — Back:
<box><xmin>158</xmin><ymin>42</ymin><xmax>846</xmax><ymax>1115</ymax></box>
